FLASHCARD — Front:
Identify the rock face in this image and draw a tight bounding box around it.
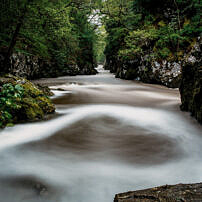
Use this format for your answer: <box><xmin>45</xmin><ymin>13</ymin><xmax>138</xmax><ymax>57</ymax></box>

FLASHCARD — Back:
<box><xmin>114</xmin><ymin>58</ymin><xmax>181</xmax><ymax>88</ymax></box>
<box><xmin>104</xmin><ymin>5</ymin><xmax>200</xmax><ymax>89</ymax></box>
<box><xmin>105</xmin><ymin>33</ymin><xmax>201</xmax><ymax>122</ymax></box>
<box><xmin>105</xmin><ymin>47</ymin><xmax>182</xmax><ymax>88</ymax></box>
<box><xmin>114</xmin><ymin>182</ymin><xmax>202</xmax><ymax>202</ymax></box>
<box><xmin>180</xmin><ymin>37</ymin><xmax>202</xmax><ymax>123</ymax></box>
<box><xmin>0</xmin><ymin>52</ymin><xmax>97</xmax><ymax>79</ymax></box>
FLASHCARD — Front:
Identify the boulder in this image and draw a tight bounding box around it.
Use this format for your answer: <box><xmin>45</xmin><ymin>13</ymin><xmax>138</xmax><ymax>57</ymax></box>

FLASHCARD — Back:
<box><xmin>0</xmin><ymin>74</ymin><xmax>55</xmax><ymax>128</ymax></box>
<box><xmin>114</xmin><ymin>182</ymin><xmax>202</xmax><ymax>202</ymax></box>
<box><xmin>180</xmin><ymin>37</ymin><xmax>202</xmax><ymax>123</ymax></box>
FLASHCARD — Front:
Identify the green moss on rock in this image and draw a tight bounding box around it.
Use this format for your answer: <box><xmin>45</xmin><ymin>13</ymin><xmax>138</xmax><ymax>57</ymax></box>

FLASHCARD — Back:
<box><xmin>0</xmin><ymin>74</ymin><xmax>55</xmax><ymax>128</ymax></box>
<box><xmin>21</xmin><ymin>98</ymin><xmax>44</xmax><ymax>120</ymax></box>
<box><xmin>35</xmin><ymin>96</ymin><xmax>55</xmax><ymax>114</ymax></box>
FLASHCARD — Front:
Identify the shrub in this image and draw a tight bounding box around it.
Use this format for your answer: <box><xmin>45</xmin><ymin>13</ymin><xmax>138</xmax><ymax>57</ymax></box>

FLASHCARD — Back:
<box><xmin>0</xmin><ymin>83</ymin><xmax>24</xmax><ymax>127</ymax></box>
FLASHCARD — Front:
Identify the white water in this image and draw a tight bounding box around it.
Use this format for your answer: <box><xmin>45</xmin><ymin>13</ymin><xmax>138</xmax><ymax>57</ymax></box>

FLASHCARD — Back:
<box><xmin>0</xmin><ymin>66</ymin><xmax>201</xmax><ymax>202</ymax></box>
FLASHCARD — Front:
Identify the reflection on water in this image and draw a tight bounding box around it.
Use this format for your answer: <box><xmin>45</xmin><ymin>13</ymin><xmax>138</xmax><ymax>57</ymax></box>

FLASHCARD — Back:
<box><xmin>0</xmin><ymin>66</ymin><xmax>202</xmax><ymax>202</ymax></box>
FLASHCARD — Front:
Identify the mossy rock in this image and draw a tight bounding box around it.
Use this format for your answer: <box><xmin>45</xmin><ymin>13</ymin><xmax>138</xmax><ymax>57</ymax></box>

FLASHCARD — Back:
<box><xmin>0</xmin><ymin>74</ymin><xmax>55</xmax><ymax>128</ymax></box>
<box><xmin>36</xmin><ymin>84</ymin><xmax>54</xmax><ymax>96</ymax></box>
<box><xmin>20</xmin><ymin>98</ymin><xmax>44</xmax><ymax>120</ymax></box>
<box><xmin>35</xmin><ymin>96</ymin><xmax>55</xmax><ymax>114</ymax></box>
<box><xmin>23</xmin><ymin>82</ymin><xmax>43</xmax><ymax>98</ymax></box>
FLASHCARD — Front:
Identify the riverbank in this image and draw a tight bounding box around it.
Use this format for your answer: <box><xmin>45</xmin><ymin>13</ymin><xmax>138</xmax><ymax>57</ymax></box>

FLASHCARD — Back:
<box><xmin>0</xmin><ymin>74</ymin><xmax>55</xmax><ymax>128</ymax></box>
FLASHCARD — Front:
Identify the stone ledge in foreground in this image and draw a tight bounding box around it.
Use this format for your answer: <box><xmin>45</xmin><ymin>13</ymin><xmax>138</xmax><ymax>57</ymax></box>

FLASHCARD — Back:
<box><xmin>114</xmin><ymin>183</ymin><xmax>202</xmax><ymax>202</ymax></box>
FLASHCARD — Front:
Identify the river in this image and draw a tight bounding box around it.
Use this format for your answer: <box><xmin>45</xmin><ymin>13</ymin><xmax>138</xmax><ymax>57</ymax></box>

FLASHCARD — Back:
<box><xmin>0</xmin><ymin>65</ymin><xmax>201</xmax><ymax>202</ymax></box>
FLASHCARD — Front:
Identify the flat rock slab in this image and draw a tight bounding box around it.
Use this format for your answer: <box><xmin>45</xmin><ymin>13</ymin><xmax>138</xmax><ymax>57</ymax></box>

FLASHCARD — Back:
<box><xmin>114</xmin><ymin>183</ymin><xmax>202</xmax><ymax>202</ymax></box>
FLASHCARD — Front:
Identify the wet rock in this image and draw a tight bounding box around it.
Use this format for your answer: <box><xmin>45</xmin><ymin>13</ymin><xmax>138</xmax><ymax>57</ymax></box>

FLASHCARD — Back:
<box><xmin>0</xmin><ymin>74</ymin><xmax>55</xmax><ymax>128</ymax></box>
<box><xmin>180</xmin><ymin>37</ymin><xmax>202</xmax><ymax>123</ymax></box>
<box><xmin>112</xmin><ymin>55</ymin><xmax>182</xmax><ymax>88</ymax></box>
<box><xmin>79</xmin><ymin>64</ymin><xmax>98</xmax><ymax>75</ymax></box>
<box><xmin>114</xmin><ymin>182</ymin><xmax>202</xmax><ymax>202</ymax></box>
<box><xmin>34</xmin><ymin>182</ymin><xmax>48</xmax><ymax>196</ymax></box>
<box><xmin>0</xmin><ymin>52</ymin><xmax>97</xmax><ymax>79</ymax></box>
<box><xmin>36</xmin><ymin>84</ymin><xmax>54</xmax><ymax>96</ymax></box>
<box><xmin>0</xmin><ymin>175</ymin><xmax>49</xmax><ymax>197</ymax></box>
<box><xmin>0</xmin><ymin>175</ymin><xmax>62</xmax><ymax>202</ymax></box>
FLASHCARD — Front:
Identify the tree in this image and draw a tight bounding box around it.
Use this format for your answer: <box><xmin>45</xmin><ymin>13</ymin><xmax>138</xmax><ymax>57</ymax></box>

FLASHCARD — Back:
<box><xmin>0</xmin><ymin>0</ymin><xmax>101</xmax><ymax>75</ymax></box>
<box><xmin>3</xmin><ymin>0</ymin><xmax>31</xmax><ymax>72</ymax></box>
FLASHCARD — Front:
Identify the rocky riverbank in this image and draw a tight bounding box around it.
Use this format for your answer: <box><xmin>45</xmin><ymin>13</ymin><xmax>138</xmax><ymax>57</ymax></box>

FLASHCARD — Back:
<box><xmin>180</xmin><ymin>37</ymin><xmax>202</xmax><ymax>123</ymax></box>
<box><xmin>0</xmin><ymin>52</ymin><xmax>97</xmax><ymax>80</ymax></box>
<box><xmin>0</xmin><ymin>74</ymin><xmax>55</xmax><ymax>128</ymax></box>
<box><xmin>114</xmin><ymin>182</ymin><xmax>202</xmax><ymax>202</ymax></box>
<box><xmin>103</xmin><ymin>0</ymin><xmax>201</xmax><ymax>123</ymax></box>
<box><xmin>105</xmin><ymin>36</ymin><xmax>201</xmax><ymax>90</ymax></box>
<box><xmin>105</xmin><ymin>36</ymin><xmax>202</xmax><ymax>123</ymax></box>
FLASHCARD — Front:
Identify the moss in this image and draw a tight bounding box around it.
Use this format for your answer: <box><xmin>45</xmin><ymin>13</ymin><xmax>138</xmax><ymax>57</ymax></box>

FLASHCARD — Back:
<box><xmin>6</xmin><ymin>123</ymin><xmax>14</xmax><ymax>127</ymax></box>
<box><xmin>21</xmin><ymin>98</ymin><xmax>44</xmax><ymax>120</ymax></box>
<box><xmin>177</xmin><ymin>50</ymin><xmax>184</xmax><ymax>60</ymax></box>
<box><xmin>158</xmin><ymin>47</ymin><xmax>172</xmax><ymax>59</ymax></box>
<box><xmin>158</xmin><ymin>20</ymin><xmax>166</xmax><ymax>27</ymax></box>
<box><xmin>183</xmin><ymin>18</ymin><xmax>191</xmax><ymax>26</ymax></box>
<box><xmin>35</xmin><ymin>96</ymin><xmax>55</xmax><ymax>114</ymax></box>
<box><xmin>36</xmin><ymin>84</ymin><xmax>54</xmax><ymax>96</ymax></box>
<box><xmin>22</xmin><ymin>82</ymin><xmax>42</xmax><ymax>98</ymax></box>
<box><xmin>0</xmin><ymin>74</ymin><xmax>55</xmax><ymax>128</ymax></box>
<box><xmin>167</xmin><ymin>52</ymin><xmax>175</xmax><ymax>62</ymax></box>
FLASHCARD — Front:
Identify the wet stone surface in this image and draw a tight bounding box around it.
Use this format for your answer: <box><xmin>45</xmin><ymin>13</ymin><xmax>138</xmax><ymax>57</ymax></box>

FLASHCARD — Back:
<box><xmin>114</xmin><ymin>183</ymin><xmax>202</xmax><ymax>202</ymax></box>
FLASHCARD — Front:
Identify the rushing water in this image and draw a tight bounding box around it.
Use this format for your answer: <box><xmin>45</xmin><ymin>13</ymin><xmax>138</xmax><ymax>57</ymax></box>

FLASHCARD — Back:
<box><xmin>0</xmin><ymin>66</ymin><xmax>201</xmax><ymax>202</ymax></box>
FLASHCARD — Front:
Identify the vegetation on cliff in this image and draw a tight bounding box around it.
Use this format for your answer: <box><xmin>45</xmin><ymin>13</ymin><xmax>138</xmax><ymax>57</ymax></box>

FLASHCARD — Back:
<box><xmin>0</xmin><ymin>0</ymin><xmax>103</xmax><ymax>75</ymax></box>
<box><xmin>0</xmin><ymin>0</ymin><xmax>105</xmax><ymax>127</ymax></box>
<box><xmin>102</xmin><ymin>0</ymin><xmax>201</xmax><ymax>87</ymax></box>
<box><xmin>0</xmin><ymin>75</ymin><xmax>55</xmax><ymax>128</ymax></box>
<box><xmin>100</xmin><ymin>0</ymin><xmax>201</xmax><ymax>122</ymax></box>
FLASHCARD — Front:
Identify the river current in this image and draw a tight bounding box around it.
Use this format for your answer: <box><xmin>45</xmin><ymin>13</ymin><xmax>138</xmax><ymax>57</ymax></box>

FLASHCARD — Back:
<box><xmin>0</xmin><ymin>66</ymin><xmax>201</xmax><ymax>202</ymax></box>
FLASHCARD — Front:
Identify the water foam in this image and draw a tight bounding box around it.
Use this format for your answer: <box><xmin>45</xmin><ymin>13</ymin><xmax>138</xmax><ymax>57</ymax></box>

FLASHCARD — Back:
<box><xmin>0</xmin><ymin>105</ymin><xmax>201</xmax><ymax>153</ymax></box>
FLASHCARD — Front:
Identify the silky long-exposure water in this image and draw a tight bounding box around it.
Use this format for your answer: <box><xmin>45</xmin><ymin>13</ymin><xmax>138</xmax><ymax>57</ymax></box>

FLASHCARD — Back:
<box><xmin>0</xmin><ymin>66</ymin><xmax>201</xmax><ymax>202</ymax></box>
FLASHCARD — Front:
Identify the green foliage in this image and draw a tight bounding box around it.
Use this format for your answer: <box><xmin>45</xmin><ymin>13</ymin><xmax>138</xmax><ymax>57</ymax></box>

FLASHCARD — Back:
<box><xmin>0</xmin><ymin>0</ymin><xmax>201</xmax><ymax>73</ymax></box>
<box><xmin>0</xmin><ymin>83</ymin><xmax>24</xmax><ymax>127</ymax></box>
<box><xmin>0</xmin><ymin>75</ymin><xmax>55</xmax><ymax>128</ymax></box>
<box><xmin>158</xmin><ymin>48</ymin><xmax>172</xmax><ymax>59</ymax></box>
<box><xmin>102</xmin><ymin>0</ymin><xmax>201</xmax><ymax>66</ymax></box>
<box><xmin>0</xmin><ymin>0</ymin><xmax>100</xmax><ymax>72</ymax></box>
<box><xmin>118</xmin><ymin>27</ymin><xmax>158</xmax><ymax>60</ymax></box>
<box><xmin>94</xmin><ymin>26</ymin><xmax>106</xmax><ymax>63</ymax></box>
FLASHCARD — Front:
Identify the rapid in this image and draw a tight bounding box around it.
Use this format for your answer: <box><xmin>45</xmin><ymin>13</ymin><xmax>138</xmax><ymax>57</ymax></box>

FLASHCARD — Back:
<box><xmin>0</xmin><ymin>65</ymin><xmax>201</xmax><ymax>202</ymax></box>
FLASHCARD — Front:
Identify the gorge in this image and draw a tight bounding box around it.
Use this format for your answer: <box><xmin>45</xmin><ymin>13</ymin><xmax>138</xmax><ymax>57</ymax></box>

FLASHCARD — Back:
<box><xmin>0</xmin><ymin>0</ymin><xmax>201</xmax><ymax>201</ymax></box>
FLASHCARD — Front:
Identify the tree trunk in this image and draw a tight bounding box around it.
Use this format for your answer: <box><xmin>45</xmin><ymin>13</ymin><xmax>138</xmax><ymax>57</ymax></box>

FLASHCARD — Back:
<box><xmin>2</xmin><ymin>2</ymin><xmax>28</xmax><ymax>73</ymax></box>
